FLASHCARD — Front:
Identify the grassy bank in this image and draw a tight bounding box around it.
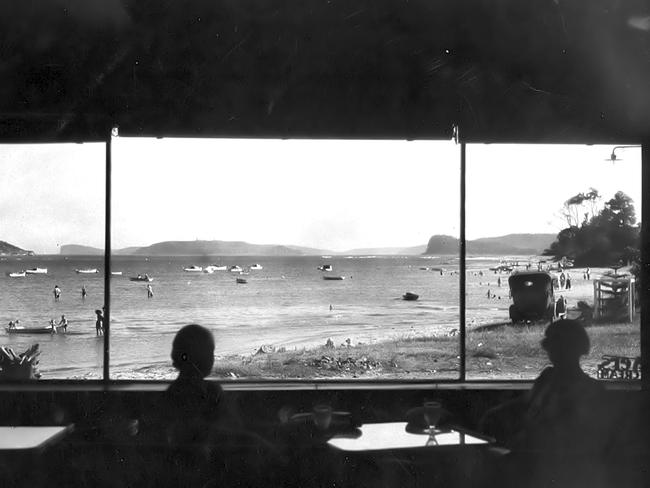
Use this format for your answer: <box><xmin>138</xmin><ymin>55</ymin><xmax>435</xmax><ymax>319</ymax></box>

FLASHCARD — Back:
<box><xmin>211</xmin><ymin>318</ymin><xmax>640</xmax><ymax>381</ymax></box>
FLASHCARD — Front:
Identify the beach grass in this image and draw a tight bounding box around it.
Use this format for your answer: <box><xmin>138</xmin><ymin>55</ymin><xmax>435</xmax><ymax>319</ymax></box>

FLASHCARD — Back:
<box><xmin>211</xmin><ymin>317</ymin><xmax>640</xmax><ymax>381</ymax></box>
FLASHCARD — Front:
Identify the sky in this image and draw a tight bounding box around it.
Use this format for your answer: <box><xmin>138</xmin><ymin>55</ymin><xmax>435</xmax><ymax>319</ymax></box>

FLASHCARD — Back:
<box><xmin>0</xmin><ymin>139</ymin><xmax>642</xmax><ymax>254</ymax></box>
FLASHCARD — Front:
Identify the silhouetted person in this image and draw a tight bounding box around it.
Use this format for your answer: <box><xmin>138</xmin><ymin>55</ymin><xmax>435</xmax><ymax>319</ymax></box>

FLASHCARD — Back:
<box><xmin>556</xmin><ymin>295</ymin><xmax>567</xmax><ymax>319</ymax></box>
<box><xmin>481</xmin><ymin>320</ymin><xmax>611</xmax><ymax>487</ymax></box>
<box><xmin>151</xmin><ymin>324</ymin><xmax>280</xmax><ymax>487</ymax></box>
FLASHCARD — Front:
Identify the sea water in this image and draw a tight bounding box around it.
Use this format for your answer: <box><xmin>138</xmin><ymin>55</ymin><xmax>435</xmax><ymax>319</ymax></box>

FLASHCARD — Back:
<box><xmin>0</xmin><ymin>255</ymin><xmax>515</xmax><ymax>379</ymax></box>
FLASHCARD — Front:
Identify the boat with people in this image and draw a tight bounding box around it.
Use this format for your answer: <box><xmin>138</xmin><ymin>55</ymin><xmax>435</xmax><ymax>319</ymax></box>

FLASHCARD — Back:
<box><xmin>25</xmin><ymin>267</ymin><xmax>48</xmax><ymax>274</ymax></box>
<box><xmin>183</xmin><ymin>265</ymin><xmax>203</xmax><ymax>272</ymax></box>
<box><xmin>402</xmin><ymin>292</ymin><xmax>419</xmax><ymax>301</ymax></box>
<box><xmin>229</xmin><ymin>265</ymin><xmax>243</xmax><ymax>273</ymax></box>
<box><xmin>7</xmin><ymin>271</ymin><xmax>26</xmax><ymax>278</ymax></box>
<box><xmin>318</xmin><ymin>264</ymin><xmax>333</xmax><ymax>271</ymax></box>
<box><xmin>129</xmin><ymin>274</ymin><xmax>153</xmax><ymax>282</ymax></box>
<box><xmin>236</xmin><ymin>277</ymin><xmax>248</xmax><ymax>284</ymax></box>
<box><xmin>6</xmin><ymin>324</ymin><xmax>65</xmax><ymax>334</ymax></box>
<box><xmin>76</xmin><ymin>268</ymin><xmax>99</xmax><ymax>274</ymax></box>
<box><xmin>249</xmin><ymin>264</ymin><xmax>263</xmax><ymax>270</ymax></box>
<box><xmin>323</xmin><ymin>275</ymin><xmax>345</xmax><ymax>280</ymax></box>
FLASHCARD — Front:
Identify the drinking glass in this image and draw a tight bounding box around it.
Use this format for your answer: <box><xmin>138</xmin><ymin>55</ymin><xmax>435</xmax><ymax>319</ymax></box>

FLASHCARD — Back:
<box><xmin>423</xmin><ymin>401</ymin><xmax>442</xmax><ymax>433</ymax></box>
<box><xmin>313</xmin><ymin>404</ymin><xmax>333</xmax><ymax>430</ymax></box>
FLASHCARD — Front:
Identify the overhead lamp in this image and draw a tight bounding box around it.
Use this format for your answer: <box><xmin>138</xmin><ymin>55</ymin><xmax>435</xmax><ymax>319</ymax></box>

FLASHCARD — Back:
<box><xmin>606</xmin><ymin>145</ymin><xmax>641</xmax><ymax>162</ymax></box>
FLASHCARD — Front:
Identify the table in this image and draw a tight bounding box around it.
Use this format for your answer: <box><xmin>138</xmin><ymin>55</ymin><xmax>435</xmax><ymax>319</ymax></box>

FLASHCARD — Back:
<box><xmin>0</xmin><ymin>426</ymin><xmax>73</xmax><ymax>451</ymax></box>
<box><xmin>0</xmin><ymin>426</ymin><xmax>74</xmax><ymax>486</ymax></box>
<box><xmin>325</xmin><ymin>422</ymin><xmax>493</xmax><ymax>488</ymax></box>
<box><xmin>328</xmin><ymin>422</ymin><xmax>491</xmax><ymax>452</ymax></box>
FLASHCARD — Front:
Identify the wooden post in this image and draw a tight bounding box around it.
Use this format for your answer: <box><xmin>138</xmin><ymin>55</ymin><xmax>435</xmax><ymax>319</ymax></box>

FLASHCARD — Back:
<box><xmin>593</xmin><ymin>280</ymin><xmax>599</xmax><ymax>320</ymax></box>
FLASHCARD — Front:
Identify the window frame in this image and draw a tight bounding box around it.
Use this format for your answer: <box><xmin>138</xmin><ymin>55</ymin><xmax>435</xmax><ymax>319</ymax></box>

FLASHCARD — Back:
<box><xmin>2</xmin><ymin>132</ymin><xmax>644</xmax><ymax>390</ymax></box>
<box><xmin>100</xmin><ymin>134</ymin><xmax>650</xmax><ymax>389</ymax></box>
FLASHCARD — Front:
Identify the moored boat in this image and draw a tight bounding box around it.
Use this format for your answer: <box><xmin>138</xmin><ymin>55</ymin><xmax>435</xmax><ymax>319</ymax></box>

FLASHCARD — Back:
<box><xmin>25</xmin><ymin>267</ymin><xmax>48</xmax><ymax>274</ymax></box>
<box><xmin>76</xmin><ymin>268</ymin><xmax>99</xmax><ymax>274</ymax></box>
<box><xmin>183</xmin><ymin>265</ymin><xmax>203</xmax><ymax>272</ymax></box>
<box><xmin>7</xmin><ymin>271</ymin><xmax>26</xmax><ymax>278</ymax></box>
<box><xmin>402</xmin><ymin>292</ymin><xmax>419</xmax><ymax>301</ymax></box>
<box><xmin>229</xmin><ymin>265</ymin><xmax>243</xmax><ymax>273</ymax></box>
<box><xmin>129</xmin><ymin>274</ymin><xmax>153</xmax><ymax>282</ymax></box>
<box><xmin>205</xmin><ymin>265</ymin><xmax>227</xmax><ymax>272</ymax></box>
<box><xmin>249</xmin><ymin>264</ymin><xmax>263</xmax><ymax>270</ymax></box>
<box><xmin>110</xmin><ymin>271</ymin><xmax>123</xmax><ymax>275</ymax></box>
<box><xmin>236</xmin><ymin>277</ymin><xmax>248</xmax><ymax>284</ymax></box>
<box><xmin>323</xmin><ymin>275</ymin><xmax>345</xmax><ymax>280</ymax></box>
<box><xmin>318</xmin><ymin>264</ymin><xmax>333</xmax><ymax>271</ymax></box>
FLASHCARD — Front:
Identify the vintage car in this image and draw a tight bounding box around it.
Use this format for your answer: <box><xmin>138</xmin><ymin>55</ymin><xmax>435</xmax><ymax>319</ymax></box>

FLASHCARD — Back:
<box><xmin>508</xmin><ymin>271</ymin><xmax>555</xmax><ymax>323</ymax></box>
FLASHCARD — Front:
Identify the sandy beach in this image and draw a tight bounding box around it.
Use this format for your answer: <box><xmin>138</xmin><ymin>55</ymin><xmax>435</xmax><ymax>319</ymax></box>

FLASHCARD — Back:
<box><xmin>196</xmin><ymin>264</ymin><xmax>640</xmax><ymax>382</ymax></box>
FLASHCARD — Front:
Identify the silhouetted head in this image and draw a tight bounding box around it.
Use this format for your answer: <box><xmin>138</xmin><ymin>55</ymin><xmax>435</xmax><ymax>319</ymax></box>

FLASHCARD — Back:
<box><xmin>171</xmin><ymin>324</ymin><xmax>215</xmax><ymax>377</ymax></box>
<box><xmin>541</xmin><ymin>319</ymin><xmax>590</xmax><ymax>368</ymax></box>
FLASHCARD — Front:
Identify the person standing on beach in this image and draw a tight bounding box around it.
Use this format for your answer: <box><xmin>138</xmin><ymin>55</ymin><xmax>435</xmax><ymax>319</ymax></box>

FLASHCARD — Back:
<box><xmin>146</xmin><ymin>284</ymin><xmax>154</xmax><ymax>298</ymax></box>
<box><xmin>49</xmin><ymin>319</ymin><xmax>58</xmax><ymax>333</ymax></box>
<box><xmin>586</xmin><ymin>267</ymin><xmax>591</xmax><ymax>280</ymax></box>
<box><xmin>566</xmin><ymin>274</ymin><xmax>572</xmax><ymax>290</ymax></box>
<box><xmin>95</xmin><ymin>309</ymin><xmax>103</xmax><ymax>336</ymax></box>
<box><xmin>53</xmin><ymin>285</ymin><xmax>61</xmax><ymax>301</ymax></box>
<box><xmin>81</xmin><ymin>285</ymin><xmax>87</xmax><ymax>300</ymax></box>
<box><xmin>497</xmin><ymin>277</ymin><xmax>502</xmax><ymax>287</ymax></box>
<box><xmin>487</xmin><ymin>289</ymin><xmax>491</xmax><ymax>299</ymax></box>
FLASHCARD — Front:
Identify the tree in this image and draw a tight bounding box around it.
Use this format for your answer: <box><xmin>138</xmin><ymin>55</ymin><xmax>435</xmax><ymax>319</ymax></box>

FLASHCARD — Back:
<box><xmin>545</xmin><ymin>191</ymin><xmax>639</xmax><ymax>267</ymax></box>
<box><xmin>561</xmin><ymin>188</ymin><xmax>601</xmax><ymax>227</ymax></box>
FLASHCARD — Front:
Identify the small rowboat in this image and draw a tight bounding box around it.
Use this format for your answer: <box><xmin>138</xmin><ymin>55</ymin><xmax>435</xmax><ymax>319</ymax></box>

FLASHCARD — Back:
<box><xmin>402</xmin><ymin>292</ymin><xmax>419</xmax><ymax>301</ymax></box>
<box><xmin>130</xmin><ymin>275</ymin><xmax>153</xmax><ymax>282</ymax></box>
<box><xmin>205</xmin><ymin>265</ymin><xmax>227</xmax><ymax>272</ymax></box>
<box><xmin>76</xmin><ymin>268</ymin><xmax>99</xmax><ymax>274</ymax></box>
<box><xmin>236</xmin><ymin>278</ymin><xmax>248</xmax><ymax>284</ymax></box>
<box><xmin>6</xmin><ymin>325</ymin><xmax>65</xmax><ymax>334</ymax></box>
<box><xmin>25</xmin><ymin>267</ymin><xmax>48</xmax><ymax>274</ymax></box>
<box><xmin>7</xmin><ymin>271</ymin><xmax>26</xmax><ymax>278</ymax></box>
<box><xmin>183</xmin><ymin>266</ymin><xmax>203</xmax><ymax>272</ymax></box>
<box><xmin>323</xmin><ymin>275</ymin><xmax>345</xmax><ymax>280</ymax></box>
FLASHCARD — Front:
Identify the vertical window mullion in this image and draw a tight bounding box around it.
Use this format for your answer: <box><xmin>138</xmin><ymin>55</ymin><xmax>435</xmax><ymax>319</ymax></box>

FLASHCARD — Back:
<box><xmin>103</xmin><ymin>130</ymin><xmax>113</xmax><ymax>383</ymax></box>
<box><xmin>642</xmin><ymin>141</ymin><xmax>649</xmax><ymax>390</ymax></box>
<box><xmin>459</xmin><ymin>141</ymin><xmax>466</xmax><ymax>381</ymax></box>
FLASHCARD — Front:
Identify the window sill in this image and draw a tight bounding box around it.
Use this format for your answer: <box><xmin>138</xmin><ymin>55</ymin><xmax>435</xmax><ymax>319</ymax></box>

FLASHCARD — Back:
<box><xmin>0</xmin><ymin>379</ymin><xmax>641</xmax><ymax>392</ymax></box>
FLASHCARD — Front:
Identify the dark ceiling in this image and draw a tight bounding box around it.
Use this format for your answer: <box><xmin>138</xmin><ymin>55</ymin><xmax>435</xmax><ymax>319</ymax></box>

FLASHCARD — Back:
<box><xmin>1</xmin><ymin>0</ymin><xmax>649</xmax><ymax>142</ymax></box>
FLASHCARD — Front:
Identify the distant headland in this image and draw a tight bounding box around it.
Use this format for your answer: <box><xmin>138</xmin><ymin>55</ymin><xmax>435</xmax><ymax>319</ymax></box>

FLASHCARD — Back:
<box><xmin>60</xmin><ymin>233</ymin><xmax>556</xmax><ymax>257</ymax></box>
<box><xmin>0</xmin><ymin>240</ymin><xmax>34</xmax><ymax>256</ymax></box>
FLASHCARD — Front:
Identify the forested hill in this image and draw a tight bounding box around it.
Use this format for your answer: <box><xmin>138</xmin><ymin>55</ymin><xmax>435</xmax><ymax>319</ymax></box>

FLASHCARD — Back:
<box><xmin>61</xmin><ymin>240</ymin><xmax>327</xmax><ymax>256</ymax></box>
<box><xmin>0</xmin><ymin>240</ymin><xmax>33</xmax><ymax>255</ymax></box>
<box><xmin>133</xmin><ymin>240</ymin><xmax>324</xmax><ymax>256</ymax></box>
<box><xmin>424</xmin><ymin>234</ymin><xmax>556</xmax><ymax>255</ymax></box>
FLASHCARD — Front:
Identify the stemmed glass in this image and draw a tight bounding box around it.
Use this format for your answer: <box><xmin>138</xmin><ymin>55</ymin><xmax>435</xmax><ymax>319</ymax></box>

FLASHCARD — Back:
<box><xmin>423</xmin><ymin>401</ymin><xmax>443</xmax><ymax>436</ymax></box>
